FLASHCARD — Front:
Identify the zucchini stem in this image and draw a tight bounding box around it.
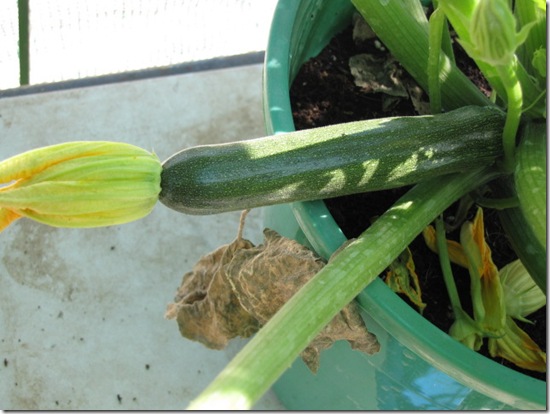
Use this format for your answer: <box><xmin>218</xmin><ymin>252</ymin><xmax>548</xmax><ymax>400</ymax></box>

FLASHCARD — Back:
<box><xmin>435</xmin><ymin>216</ymin><xmax>462</xmax><ymax>314</ymax></box>
<box><xmin>497</xmin><ymin>62</ymin><xmax>523</xmax><ymax>171</ymax></box>
<box><xmin>428</xmin><ymin>7</ymin><xmax>445</xmax><ymax>114</ymax></box>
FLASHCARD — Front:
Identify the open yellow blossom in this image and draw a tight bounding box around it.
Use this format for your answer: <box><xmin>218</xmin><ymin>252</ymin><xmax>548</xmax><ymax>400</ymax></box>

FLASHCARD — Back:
<box><xmin>0</xmin><ymin>141</ymin><xmax>161</xmax><ymax>232</ymax></box>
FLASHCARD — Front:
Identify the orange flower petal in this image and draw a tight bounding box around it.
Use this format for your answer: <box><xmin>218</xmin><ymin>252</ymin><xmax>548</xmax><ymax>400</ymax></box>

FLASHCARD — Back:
<box><xmin>0</xmin><ymin>208</ymin><xmax>21</xmax><ymax>233</ymax></box>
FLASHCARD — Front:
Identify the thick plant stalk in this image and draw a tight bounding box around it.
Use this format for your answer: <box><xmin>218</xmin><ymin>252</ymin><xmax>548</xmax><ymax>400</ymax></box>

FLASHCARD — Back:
<box><xmin>187</xmin><ymin>167</ymin><xmax>501</xmax><ymax>410</ymax></box>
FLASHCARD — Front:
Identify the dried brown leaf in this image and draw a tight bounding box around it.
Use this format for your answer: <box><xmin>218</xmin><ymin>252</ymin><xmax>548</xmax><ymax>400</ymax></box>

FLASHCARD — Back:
<box><xmin>165</xmin><ymin>234</ymin><xmax>260</xmax><ymax>349</ymax></box>
<box><xmin>349</xmin><ymin>54</ymin><xmax>408</xmax><ymax>98</ymax></box>
<box><xmin>166</xmin><ymin>211</ymin><xmax>380</xmax><ymax>372</ymax></box>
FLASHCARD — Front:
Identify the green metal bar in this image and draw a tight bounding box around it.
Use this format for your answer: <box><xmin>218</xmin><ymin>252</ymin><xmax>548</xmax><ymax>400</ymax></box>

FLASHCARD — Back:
<box><xmin>18</xmin><ymin>0</ymin><xmax>30</xmax><ymax>85</ymax></box>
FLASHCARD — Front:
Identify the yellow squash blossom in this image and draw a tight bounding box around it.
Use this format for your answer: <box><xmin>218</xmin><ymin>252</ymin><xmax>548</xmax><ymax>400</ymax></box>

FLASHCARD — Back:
<box><xmin>489</xmin><ymin>259</ymin><xmax>546</xmax><ymax>372</ymax></box>
<box><xmin>460</xmin><ymin>207</ymin><xmax>506</xmax><ymax>336</ymax></box>
<box><xmin>424</xmin><ymin>208</ymin><xmax>546</xmax><ymax>372</ymax></box>
<box><xmin>0</xmin><ymin>141</ymin><xmax>161</xmax><ymax>232</ymax></box>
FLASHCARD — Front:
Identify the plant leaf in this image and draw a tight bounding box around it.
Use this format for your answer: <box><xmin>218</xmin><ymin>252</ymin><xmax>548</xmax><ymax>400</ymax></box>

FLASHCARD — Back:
<box><xmin>385</xmin><ymin>247</ymin><xmax>426</xmax><ymax>313</ymax></box>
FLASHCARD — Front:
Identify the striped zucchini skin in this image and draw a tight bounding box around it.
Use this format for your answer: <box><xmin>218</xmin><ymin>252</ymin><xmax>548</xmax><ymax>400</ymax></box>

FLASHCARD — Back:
<box><xmin>493</xmin><ymin>176</ymin><xmax>546</xmax><ymax>292</ymax></box>
<box><xmin>160</xmin><ymin>106</ymin><xmax>505</xmax><ymax>215</ymax></box>
<box><xmin>514</xmin><ymin>121</ymin><xmax>546</xmax><ymax>249</ymax></box>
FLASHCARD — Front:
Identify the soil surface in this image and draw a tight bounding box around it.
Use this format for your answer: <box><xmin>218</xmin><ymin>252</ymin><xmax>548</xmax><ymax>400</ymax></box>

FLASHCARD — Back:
<box><xmin>289</xmin><ymin>24</ymin><xmax>546</xmax><ymax>381</ymax></box>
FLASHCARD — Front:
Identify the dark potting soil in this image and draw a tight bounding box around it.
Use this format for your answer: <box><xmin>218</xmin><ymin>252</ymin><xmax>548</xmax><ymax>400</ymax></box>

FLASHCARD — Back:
<box><xmin>289</xmin><ymin>25</ymin><xmax>546</xmax><ymax>381</ymax></box>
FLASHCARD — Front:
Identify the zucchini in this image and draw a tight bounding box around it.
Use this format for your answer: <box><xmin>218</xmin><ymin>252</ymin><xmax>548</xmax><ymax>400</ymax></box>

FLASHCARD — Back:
<box><xmin>160</xmin><ymin>106</ymin><xmax>505</xmax><ymax>215</ymax></box>
<box><xmin>514</xmin><ymin>121</ymin><xmax>546</xmax><ymax>249</ymax></box>
<box><xmin>492</xmin><ymin>176</ymin><xmax>546</xmax><ymax>292</ymax></box>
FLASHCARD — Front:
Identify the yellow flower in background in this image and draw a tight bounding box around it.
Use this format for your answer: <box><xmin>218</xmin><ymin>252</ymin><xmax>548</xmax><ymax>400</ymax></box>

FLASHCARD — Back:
<box><xmin>423</xmin><ymin>225</ymin><xmax>468</xmax><ymax>268</ymax></box>
<box><xmin>460</xmin><ymin>207</ymin><xmax>506</xmax><ymax>336</ymax></box>
<box><xmin>0</xmin><ymin>141</ymin><xmax>161</xmax><ymax>232</ymax></box>
<box><xmin>423</xmin><ymin>208</ymin><xmax>546</xmax><ymax>372</ymax></box>
<box><xmin>488</xmin><ymin>315</ymin><xmax>546</xmax><ymax>372</ymax></box>
<box><xmin>489</xmin><ymin>259</ymin><xmax>546</xmax><ymax>372</ymax></box>
<box><xmin>385</xmin><ymin>247</ymin><xmax>427</xmax><ymax>313</ymax></box>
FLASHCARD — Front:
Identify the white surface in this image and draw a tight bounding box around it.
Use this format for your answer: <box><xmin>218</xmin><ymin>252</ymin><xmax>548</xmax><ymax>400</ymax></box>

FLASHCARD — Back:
<box><xmin>0</xmin><ymin>0</ymin><xmax>278</xmax><ymax>89</ymax></box>
<box><xmin>0</xmin><ymin>64</ymin><xmax>285</xmax><ymax>410</ymax></box>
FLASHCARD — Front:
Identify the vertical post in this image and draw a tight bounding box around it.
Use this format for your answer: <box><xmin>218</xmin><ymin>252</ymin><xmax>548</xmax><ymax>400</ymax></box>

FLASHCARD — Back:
<box><xmin>18</xmin><ymin>0</ymin><xmax>30</xmax><ymax>85</ymax></box>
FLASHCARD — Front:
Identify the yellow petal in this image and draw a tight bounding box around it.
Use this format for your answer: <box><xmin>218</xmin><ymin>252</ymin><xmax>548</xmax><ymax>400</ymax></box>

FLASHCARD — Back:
<box><xmin>0</xmin><ymin>208</ymin><xmax>21</xmax><ymax>232</ymax></box>
<box><xmin>22</xmin><ymin>200</ymin><xmax>157</xmax><ymax>228</ymax></box>
<box><xmin>385</xmin><ymin>248</ymin><xmax>426</xmax><ymax>312</ymax></box>
<box><xmin>423</xmin><ymin>225</ymin><xmax>469</xmax><ymax>268</ymax></box>
<box><xmin>461</xmin><ymin>207</ymin><xmax>506</xmax><ymax>334</ymax></box>
<box><xmin>0</xmin><ymin>141</ymin><xmax>150</xmax><ymax>185</ymax></box>
<box><xmin>0</xmin><ymin>180</ymin><xmax>159</xmax><ymax>215</ymax></box>
<box><xmin>488</xmin><ymin>316</ymin><xmax>546</xmax><ymax>372</ymax></box>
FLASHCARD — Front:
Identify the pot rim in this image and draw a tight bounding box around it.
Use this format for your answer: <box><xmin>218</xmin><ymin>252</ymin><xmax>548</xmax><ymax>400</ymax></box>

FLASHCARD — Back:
<box><xmin>262</xmin><ymin>0</ymin><xmax>546</xmax><ymax>410</ymax></box>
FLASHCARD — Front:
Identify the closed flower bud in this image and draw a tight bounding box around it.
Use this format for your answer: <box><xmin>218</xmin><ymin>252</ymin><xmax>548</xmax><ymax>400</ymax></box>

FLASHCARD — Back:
<box><xmin>0</xmin><ymin>141</ymin><xmax>161</xmax><ymax>232</ymax></box>
<box><xmin>470</xmin><ymin>0</ymin><xmax>517</xmax><ymax>66</ymax></box>
<box><xmin>458</xmin><ymin>0</ymin><xmax>534</xmax><ymax>68</ymax></box>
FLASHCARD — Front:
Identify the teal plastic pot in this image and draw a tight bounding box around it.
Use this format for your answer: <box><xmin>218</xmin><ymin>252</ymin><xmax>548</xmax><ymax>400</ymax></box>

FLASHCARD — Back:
<box><xmin>262</xmin><ymin>0</ymin><xmax>546</xmax><ymax>410</ymax></box>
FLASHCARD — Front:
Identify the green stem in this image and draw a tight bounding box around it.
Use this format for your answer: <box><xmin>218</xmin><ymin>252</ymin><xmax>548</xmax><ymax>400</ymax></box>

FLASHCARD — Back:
<box><xmin>496</xmin><ymin>62</ymin><xmax>523</xmax><ymax>171</ymax></box>
<box><xmin>428</xmin><ymin>8</ymin><xmax>444</xmax><ymax>114</ymax></box>
<box><xmin>431</xmin><ymin>0</ymin><xmax>455</xmax><ymax>63</ymax></box>
<box><xmin>473</xmin><ymin>195</ymin><xmax>519</xmax><ymax>210</ymax></box>
<box><xmin>435</xmin><ymin>216</ymin><xmax>462</xmax><ymax>314</ymax></box>
<box><xmin>187</xmin><ymin>167</ymin><xmax>501</xmax><ymax>410</ymax></box>
<box><xmin>446</xmin><ymin>194</ymin><xmax>474</xmax><ymax>232</ymax></box>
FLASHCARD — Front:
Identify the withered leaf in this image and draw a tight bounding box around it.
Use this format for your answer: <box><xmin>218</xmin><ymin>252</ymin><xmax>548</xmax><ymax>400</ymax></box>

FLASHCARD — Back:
<box><xmin>166</xmin><ymin>211</ymin><xmax>380</xmax><ymax>372</ymax></box>
<box><xmin>349</xmin><ymin>54</ymin><xmax>408</xmax><ymax>98</ymax></box>
<box><xmin>349</xmin><ymin>51</ymin><xmax>430</xmax><ymax>115</ymax></box>
<box><xmin>165</xmin><ymin>231</ymin><xmax>260</xmax><ymax>349</ymax></box>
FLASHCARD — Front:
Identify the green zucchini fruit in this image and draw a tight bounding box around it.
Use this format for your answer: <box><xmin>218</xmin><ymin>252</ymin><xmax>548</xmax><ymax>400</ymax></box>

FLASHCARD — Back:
<box><xmin>160</xmin><ymin>106</ymin><xmax>505</xmax><ymax>215</ymax></box>
<box><xmin>492</xmin><ymin>175</ymin><xmax>546</xmax><ymax>292</ymax></box>
<box><xmin>514</xmin><ymin>121</ymin><xmax>546</xmax><ymax>249</ymax></box>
